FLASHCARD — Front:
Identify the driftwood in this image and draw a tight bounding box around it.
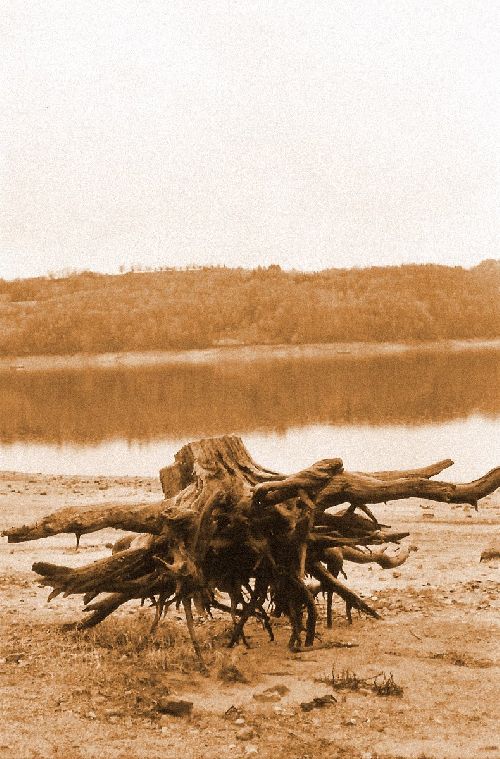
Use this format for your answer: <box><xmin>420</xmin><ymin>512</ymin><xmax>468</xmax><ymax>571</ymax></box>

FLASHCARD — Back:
<box><xmin>3</xmin><ymin>435</ymin><xmax>499</xmax><ymax>662</ymax></box>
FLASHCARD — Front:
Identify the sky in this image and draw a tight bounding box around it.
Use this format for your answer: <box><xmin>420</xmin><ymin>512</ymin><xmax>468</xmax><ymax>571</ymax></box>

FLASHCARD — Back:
<box><xmin>0</xmin><ymin>0</ymin><xmax>498</xmax><ymax>280</ymax></box>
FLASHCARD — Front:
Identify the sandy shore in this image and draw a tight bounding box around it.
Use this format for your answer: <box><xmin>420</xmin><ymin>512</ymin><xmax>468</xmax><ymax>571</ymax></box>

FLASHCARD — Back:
<box><xmin>1</xmin><ymin>471</ymin><xmax>499</xmax><ymax>759</ymax></box>
<box><xmin>1</xmin><ymin>338</ymin><xmax>499</xmax><ymax>372</ymax></box>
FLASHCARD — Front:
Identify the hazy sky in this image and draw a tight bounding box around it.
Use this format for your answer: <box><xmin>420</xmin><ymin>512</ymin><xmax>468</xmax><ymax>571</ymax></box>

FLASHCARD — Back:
<box><xmin>1</xmin><ymin>0</ymin><xmax>498</xmax><ymax>279</ymax></box>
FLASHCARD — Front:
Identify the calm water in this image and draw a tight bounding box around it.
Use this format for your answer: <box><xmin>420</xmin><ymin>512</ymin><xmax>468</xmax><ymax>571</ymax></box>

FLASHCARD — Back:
<box><xmin>0</xmin><ymin>348</ymin><xmax>498</xmax><ymax>480</ymax></box>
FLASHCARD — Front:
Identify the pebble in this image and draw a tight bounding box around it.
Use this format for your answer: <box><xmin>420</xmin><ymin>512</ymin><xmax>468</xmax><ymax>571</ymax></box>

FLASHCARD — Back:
<box><xmin>104</xmin><ymin>708</ymin><xmax>124</xmax><ymax>717</ymax></box>
<box><xmin>245</xmin><ymin>746</ymin><xmax>258</xmax><ymax>756</ymax></box>
<box><xmin>157</xmin><ymin>698</ymin><xmax>193</xmax><ymax>717</ymax></box>
<box><xmin>234</xmin><ymin>718</ymin><xmax>246</xmax><ymax>726</ymax></box>
<box><xmin>253</xmin><ymin>692</ymin><xmax>281</xmax><ymax>703</ymax></box>
<box><xmin>5</xmin><ymin>653</ymin><xmax>24</xmax><ymax>663</ymax></box>
<box><xmin>237</xmin><ymin>727</ymin><xmax>255</xmax><ymax>741</ymax></box>
<box><xmin>267</xmin><ymin>684</ymin><xmax>289</xmax><ymax>696</ymax></box>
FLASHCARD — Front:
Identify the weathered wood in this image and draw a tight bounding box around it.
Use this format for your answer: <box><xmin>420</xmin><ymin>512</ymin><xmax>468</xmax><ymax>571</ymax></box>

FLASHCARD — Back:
<box><xmin>341</xmin><ymin>543</ymin><xmax>417</xmax><ymax>569</ymax></box>
<box><xmin>367</xmin><ymin>459</ymin><xmax>454</xmax><ymax>480</ymax></box>
<box><xmin>3</xmin><ymin>501</ymin><xmax>166</xmax><ymax>543</ymax></box>
<box><xmin>5</xmin><ymin>457</ymin><xmax>495</xmax><ymax>545</ymax></box>
<box><xmin>308</xmin><ymin>560</ymin><xmax>381</xmax><ymax>620</ymax></box>
<box><xmin>4</xmin><ymin>435</ymin><xmax>499</xmax><ymax>656</ymax></box>
<box><xmin>314</xmin><ymin>467</ymin><xmax>500</xmax><ymax>510</ymax></box>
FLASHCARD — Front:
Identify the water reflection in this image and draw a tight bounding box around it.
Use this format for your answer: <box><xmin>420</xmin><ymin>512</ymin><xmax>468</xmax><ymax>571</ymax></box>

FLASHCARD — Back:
<box><xmin>1</xmin><ymin>418</ymin><xmax>498</xmax><ymax>481</ymax></box>
<box><xmin>0</xmin><ymin>349</ymin><xmax>498</xmax><ymax>445</ymax></box>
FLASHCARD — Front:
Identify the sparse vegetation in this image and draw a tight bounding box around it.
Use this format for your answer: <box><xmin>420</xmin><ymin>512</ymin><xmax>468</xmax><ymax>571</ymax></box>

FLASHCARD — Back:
<box><xmin>319</xmin><ymin>667</ymin><xmax>404</xmax><ymax>697</ymax></box>
<box><xmin>0</xmin><ymin>261</ymin><xmax>498</xmax><ymax>355</ymax></box>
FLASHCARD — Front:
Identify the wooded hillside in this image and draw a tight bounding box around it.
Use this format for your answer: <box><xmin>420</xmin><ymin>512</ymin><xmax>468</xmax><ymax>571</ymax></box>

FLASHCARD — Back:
<box><xmin>0</xmin><ymin>261</ymin><xmax>498</xmax><ymax>355</ymax></box>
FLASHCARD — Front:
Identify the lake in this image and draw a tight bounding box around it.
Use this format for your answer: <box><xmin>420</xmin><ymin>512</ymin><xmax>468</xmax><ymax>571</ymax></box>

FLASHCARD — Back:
<box><xmin>1</xmin><ymin>346</ymin><xmax>499</xmax><ymax>481</ymax></box>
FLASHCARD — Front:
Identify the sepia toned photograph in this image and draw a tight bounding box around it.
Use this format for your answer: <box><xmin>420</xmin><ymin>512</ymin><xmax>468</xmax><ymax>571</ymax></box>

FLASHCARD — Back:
<box><xmin>1</xmin><ymin>2</ymin><xmax>499</xmax><ymax>758</ymax></box>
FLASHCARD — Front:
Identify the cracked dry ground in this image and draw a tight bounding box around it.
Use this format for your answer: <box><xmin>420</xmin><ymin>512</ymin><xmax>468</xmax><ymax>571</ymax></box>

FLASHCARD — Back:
<box><xmin>1</xmin><ymin>472</ymin><xmax>499</xmax><ymax>759</ymax></box>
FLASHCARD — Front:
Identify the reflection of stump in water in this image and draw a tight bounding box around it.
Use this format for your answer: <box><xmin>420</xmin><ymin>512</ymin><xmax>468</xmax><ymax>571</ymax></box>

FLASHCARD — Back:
<box><xmin>3</xmin><ymin>435</ymin><xmax>499</xmax><ymax>663</ymax></box>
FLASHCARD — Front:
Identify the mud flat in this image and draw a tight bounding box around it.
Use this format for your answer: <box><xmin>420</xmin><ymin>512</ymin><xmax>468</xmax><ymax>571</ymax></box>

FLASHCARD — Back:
<box><xmin>1</xmin><ymin>338</ymin><xmax>499</xmax><ymax>373</ymax></box>
<box><xmin>1</xmin><ymin>471</ymin><xmax>499</xmax><ymax>759</ymax></box>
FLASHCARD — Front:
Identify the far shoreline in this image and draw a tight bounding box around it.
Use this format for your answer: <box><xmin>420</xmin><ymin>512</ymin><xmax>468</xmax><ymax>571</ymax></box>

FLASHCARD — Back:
<box><xmin>1</xmin><ymin>338</ymin><xmax>499</xmax><ymax>373</ymax></box>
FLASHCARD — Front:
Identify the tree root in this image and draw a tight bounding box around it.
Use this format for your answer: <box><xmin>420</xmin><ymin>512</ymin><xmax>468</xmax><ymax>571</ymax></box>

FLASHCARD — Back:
<box><xmin>3</xmin><ymin>435</ymin><xmax>498</xmax><ymax>661</ymax></box>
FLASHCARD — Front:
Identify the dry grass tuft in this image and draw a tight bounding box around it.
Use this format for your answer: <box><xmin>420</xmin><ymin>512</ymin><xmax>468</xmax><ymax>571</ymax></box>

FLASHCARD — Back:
<box><xmin>215</xmin><ymin>652</ymin><xmax>249</xmax><ymax>683</ymax></box>
<box><xmin>317</xmin><ymin>666</ymin><xmax>404</xmax><ymax>697</ymax></box>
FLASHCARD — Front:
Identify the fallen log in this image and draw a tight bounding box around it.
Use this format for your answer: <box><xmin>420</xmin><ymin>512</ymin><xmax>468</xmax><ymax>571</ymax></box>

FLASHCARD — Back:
<box><xmin>3</xmin><ymin>435</ymin><xmax>499</xmax><ymax>662</ymax></box>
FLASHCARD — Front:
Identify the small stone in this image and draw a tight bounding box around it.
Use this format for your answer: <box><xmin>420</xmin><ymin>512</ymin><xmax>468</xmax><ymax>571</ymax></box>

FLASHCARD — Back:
<box><xmin>245</xmin><ymin>746</ymin><xmax>258</xmax><ymax>756</ymax></box>
<box><xmin>392</xmin><ymin>571</ymin><xmax>401</xmax><ymax>578</ymax></box>
<box><xmin>87</xmin><ymin>711</ymin><xmax>97</xmax><ymax>720</ymax></box>
<box><xmin>234</xmin><ymin>718</ymin><xmax>246</xmax><ymax>726</ymax></box>
<box><xmin>157</xmin><ymin>699</ymin><xmax>193</xmax><ymax>717</ymax></box>
<box><xmin>253</xmin><ymin>692</ymin><xmax>281</xmax><ymax>703</ymax></box>
<box><xmin>224</xmin><ymin>705</ymin><xmax>244</xmax><ymax>721</ymax></box>
<box><xmin>265</xmin><ymin>684</ymin><xmax>289</xmax><ymax>696</ymax></box>
<box><xmin>104</xmin><ymin>708</ymin><xmax>124</xmax><ymax>717</ymax></box>
<box><xmin>5</xmin><ymin>653</ymin><xmax>24</xmax><ymax>664</ymax></box>
<box><xmin>237</xmin><ymin>727</ymin><xmax>255</xmax><ymax>741</ymax></box>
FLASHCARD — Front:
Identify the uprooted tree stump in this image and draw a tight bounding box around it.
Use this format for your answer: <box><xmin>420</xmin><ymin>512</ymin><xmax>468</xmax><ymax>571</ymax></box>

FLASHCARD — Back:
<box><xmin>3</xmin><ymin>435</ymin><xmax>500</xmax><ymax>663</ymax></box>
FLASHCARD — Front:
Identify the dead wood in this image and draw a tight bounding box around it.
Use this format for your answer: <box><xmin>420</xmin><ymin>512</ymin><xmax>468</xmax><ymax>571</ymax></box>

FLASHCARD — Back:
<box><xmin>3</xmin><ymin>501</ymin><xmax>166</xmax><ymax>543</ymax></box>
<box><xmin>3</xmin><ymin>435</ymin><xmax>499</xmax><ymax>661</ymax></box>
